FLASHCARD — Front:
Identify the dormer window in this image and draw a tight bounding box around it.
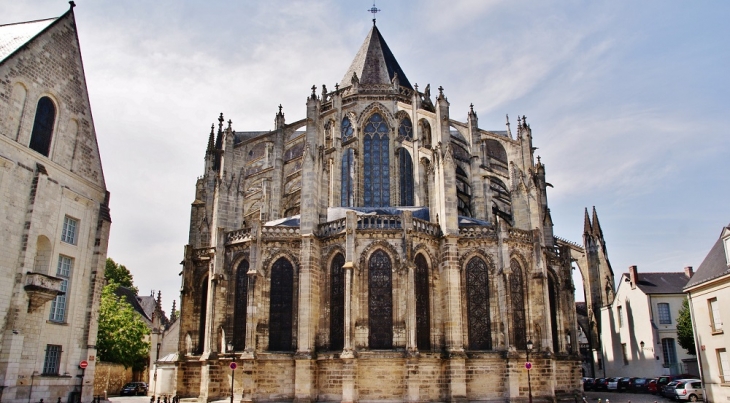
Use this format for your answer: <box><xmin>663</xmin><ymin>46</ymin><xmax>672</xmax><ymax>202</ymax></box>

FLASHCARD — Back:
<box><xmin>724</xmin><ymin>235</ymin><xmax>730</xmax><ymax>266</ymax></box>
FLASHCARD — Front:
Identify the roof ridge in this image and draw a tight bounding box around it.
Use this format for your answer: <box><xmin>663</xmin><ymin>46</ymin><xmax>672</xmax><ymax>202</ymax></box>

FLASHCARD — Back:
<box><xmin>0</xmin><ymin>16</ymin><xmax>58</xmax><ymax>28</ymax></box>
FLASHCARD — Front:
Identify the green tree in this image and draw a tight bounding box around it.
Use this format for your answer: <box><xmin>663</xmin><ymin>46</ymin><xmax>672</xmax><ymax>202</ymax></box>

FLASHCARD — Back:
<box><xmin>97</xmin><ymin>282</ymin><xmax>150</xmax><ymax>369</ymax></box>
<box><xmin>677</xmin><ymin>298</ymin><xmax>696</xmax><ymax>355</ymax></box>
<box><xmin>105</xmin><ymin>258</ymin><xmax>137</xmax><ymax>294</ymax></box>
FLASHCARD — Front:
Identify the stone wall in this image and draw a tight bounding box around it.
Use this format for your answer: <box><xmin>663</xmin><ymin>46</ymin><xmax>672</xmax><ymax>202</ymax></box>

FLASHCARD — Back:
<box><xmin>92</xmin><ymin>362</ymin><xmax>131</xmax><ymax>396</ymax></box>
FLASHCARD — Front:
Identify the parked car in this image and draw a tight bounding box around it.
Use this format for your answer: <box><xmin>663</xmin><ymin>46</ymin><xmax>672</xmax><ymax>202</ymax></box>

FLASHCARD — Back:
<box><xmin>647</xmin><ymin>378</ymin><xmax>659</xmax><ymax>394</ymax></box>
<box><xmin>618</xmin><ymin>377</ymin><xmax>635</xmax><ymax>392</ymax></box>
<box><xmin>607</xmin><ymin>377</ymin><xmax>621</xmax><ymax>391</ymax></box>
<box><xmin>657</xmin><ymin>374</ymin><xmax>698</xmax><ymax>394</ymax></box>
<box><xmin>662</xmin><ymin>381</ymin><xmax>681</xmax><ymax>398</ymax></box>
<box><xmin>120</xmin><ymin>382</ymin><xmax>148</xmax><ymax>396</ymax></box>
<box><xmin>675</xmin><ymin>380</ymin><xmax>703</xmax><ymax>401</ymax></box>
<box><xmin>583</xmin><ymin>378</ymin><xmax>595</xmax><ymax>391</ymax></box>
<box><xmin>631</xmin><ymin>377</ymin><xmax>650</xmax><ymax>393</ymax></box>
<box><xmin>594</xmin><ymin>378</ymin><xmax>608</xmax><ymax>391</ymax></box>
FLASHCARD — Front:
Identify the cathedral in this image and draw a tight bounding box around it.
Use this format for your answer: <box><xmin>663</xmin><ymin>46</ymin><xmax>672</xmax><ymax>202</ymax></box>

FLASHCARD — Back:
<box><xmin>176</xmin><ymin>22</ymin><xmax>593</xmax><ymax>402</ymax></box>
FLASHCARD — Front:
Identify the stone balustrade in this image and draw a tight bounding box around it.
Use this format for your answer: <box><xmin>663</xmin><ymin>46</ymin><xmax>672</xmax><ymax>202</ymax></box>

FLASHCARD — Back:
<box><xmin>413</xmin><ymin>218</ymin><xmax>441</xmax><ymax>237</ymax></box>
<box><xmin>357</xmin><ymin>215</ymin><xmax>401</xmax><ymax>230</ymax></box>
<box><xmin>459</xmin><ymin>225</ymin><xmax>497</xmax><ymax>238</ymax></box>
<box><xmin>318</xmin><ymin>217</ymin><xmax>346</xmax><ymax>237</ymax></box>
<box><xmin>226</xmin><ymin>228</ymin><xmax>252</xmax><ymax>244</ymax></box>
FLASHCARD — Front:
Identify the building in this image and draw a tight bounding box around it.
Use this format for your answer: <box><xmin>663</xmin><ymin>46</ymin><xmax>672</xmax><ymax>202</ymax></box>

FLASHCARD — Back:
<box><xmin>599</xmin><ymin>266</ymin><xmax>696</xmax><ymax>377</ymax></box>
<box><xmin>684</xmin><ymin>224</ymin><xmax>730</xmax><ymax>403</ymax></box>
<box><xmin>175</xmin><ymin>21</ymin><xmax>607</xmax><ymax>402</ymax></box>
<box><xmin>0</xmin><ymin>4</ymin><xmax>111</xmax><ymax>403</ymax></box>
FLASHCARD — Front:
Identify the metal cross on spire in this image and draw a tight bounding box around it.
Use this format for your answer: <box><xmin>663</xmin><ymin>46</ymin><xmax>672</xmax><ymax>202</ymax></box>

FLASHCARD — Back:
<box><xmin>368</xmin><ymin>4</ymin><xmax>381</xmax><ymax>25</ymax></box>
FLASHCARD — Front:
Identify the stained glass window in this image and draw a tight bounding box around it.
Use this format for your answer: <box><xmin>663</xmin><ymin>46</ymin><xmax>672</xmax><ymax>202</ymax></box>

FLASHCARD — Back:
<box><xmin>363</xmin><ymin>113</ymin><xmax>390</xmax><ymax>207</ymax></box>
<box><xmin>29</xmin><ymin>97</ymin><xmax>56</xmax><ymax>157</ymax></box>
<box><xmin>415</xmin><ymin>254</ymin><xmax>431</xmax><ymax>350</ymax></box>
<box><xmin>466</xmin><ymin>257</ymin><xmax>492</xmax><ymax>350</ymax></box>
<box><xmin>197</xmin><ymin>278</ymin><xmax>208</xmax><ymax>354</ymax></box>
<box><xmin>233</xmin><ymin>260</ymin><xmax>249</xmax><ymax>350</ymax></box>
<box><xmin>269</xmin><ymin>258</ymin><xmax>294</xmax><ymax>351</ymax></box>
<box><xmin>330</xmin><ymin>254</ymin><xmax>345</xmax><ymax>351</ymax></box>
<box><xmin>341</xmin><ymin>149</ymin><xmax>355</xmax><ymax>207</ymax></box>
<box><xmin>368</xmin><ymin>250</ymin><xmax>393</xmax><ymax>349</ymax></box>
<box><xmin>398</xmin><ymin>148</ymin><xmax>414</xmax><ymax>206</ymax></box>
<box><xmin>398</xmin><ymin>117</ymin><xmax>413</xmax><ymax>139</ymax></box>
<box><xmin>341</xmin><ymin>117</ymin><xmax>354</xmax><ymax>142</ymax></box>
<box><xmin>510</xmin><ymin>259</ymin><xmax>527</xmax><ymax>350</ymax></box>
<box><xmin>456</xmin><ymin>165</ymin><xmax>472</xmax><ymax>217</ymax></box>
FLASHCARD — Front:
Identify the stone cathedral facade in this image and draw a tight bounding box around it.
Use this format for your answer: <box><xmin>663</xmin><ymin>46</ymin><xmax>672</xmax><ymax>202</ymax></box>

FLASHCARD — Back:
<box><xmin>177</xmin><ymin>24</ymin><xmax>585</xmax><ymax>402</ymax></box>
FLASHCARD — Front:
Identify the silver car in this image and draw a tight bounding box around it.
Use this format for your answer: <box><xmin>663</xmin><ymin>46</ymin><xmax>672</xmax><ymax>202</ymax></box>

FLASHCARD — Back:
<box><xmin>674</xmin><ymin>380</ymin><xmax>703</xmax><ymax>402</ymax></box>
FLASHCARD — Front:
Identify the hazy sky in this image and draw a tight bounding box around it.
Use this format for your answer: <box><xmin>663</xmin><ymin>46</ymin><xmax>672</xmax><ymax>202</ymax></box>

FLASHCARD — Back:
<box><xmin>4</xmin><ymin>1</ymin><xmax>729</xmax><ymax>308</ymax></box>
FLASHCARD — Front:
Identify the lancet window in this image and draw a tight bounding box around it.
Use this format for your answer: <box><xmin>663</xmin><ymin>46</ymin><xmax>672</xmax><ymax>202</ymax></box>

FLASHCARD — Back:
<box><xmin>510</xmin><ymin>259</ymin><xmax>527</xmax><ymax>350</ymax></box>
<box><xmin>341</xmin><ymin>117</ymin><xmax>354</xmax><ymax>142</ymax></box>
<box><xmin>456</xmin><ymin>165</ymin><xmax>472</xmax><ymax>217</ymax></box>
<box><xmin>269</xmin><ymin>257</ymin><xmax>294</xmax><ymax>351</ymax></box>
<box><xmin>363</xmin><ymin>113</ymin><xmax>390</xmax><ymax>207</ymax></box>
<box><xmin>398</xmin><ymin>117</ymin><xmax>413</xmax><ymax>139</ymax></box>
<box><xmin>414</xmin><ymin>254</ymin><xmax>431</xmax><ymax>350</ymax></box>
<box><xmin>29</xmin><ymin>96</ymin><xmax>56</xmax><ymax>157</ymax></box>
<box><xmin>398</xmin><ymin>148</ymin><xmax>414</xmax><ymax>206</ymax></box>
<box><xmin>197</xmin><ymin>278</ymin><xmax>208</xmax><ymax>355</ymax></box>
<box><xmin>368</xmin><ymin>249</ymin><xmax>393</xmax><ymax>349</ymax></box>
<box><xmin>341</xmin><ymin>148</ymin><xmax>355</xmax><ymax>207</ymax></box>
<box><xmin>233</xmin><ymin>260</ymin><xmax>249</xmax><ymax>350</ymax></box>
<box><xmin>330</xmin><ymin>253</ymin><xmax>345</xmax><ymax>351</ymax></box>
<box><xmin>548</xmin><ymin>273</ymin><xmax>559</xmax><ymax>353</ymax></box>
<box><xmin>466</xmin><ymin>257</ymin><xmax>492</xmax><ymax>350</ymax></box>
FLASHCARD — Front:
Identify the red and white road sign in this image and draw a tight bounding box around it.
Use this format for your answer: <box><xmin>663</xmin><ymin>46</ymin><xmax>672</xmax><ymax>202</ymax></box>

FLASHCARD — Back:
<box><xmin>79</xmin><ymin>360</ymin><xmax>88</xmax><ymax>369</ymax></box>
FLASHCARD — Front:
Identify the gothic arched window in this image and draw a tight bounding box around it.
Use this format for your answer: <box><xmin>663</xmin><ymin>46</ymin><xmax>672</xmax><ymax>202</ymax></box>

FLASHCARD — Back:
<box><xmin>466</xmin><ymin>257</ymin><xmax>492</xmax><ymax>350</ymax></box>
<box><xmin>330</xmin><ymin>253</ymin><xmax>345</xmax><ymax>350</ymax></box>
<box><xmin>363</xmin><ymin>113</ymin><xmax>390</xmax><ymax>207</ymax></box>
<box><xmin>414</xmin><ymin>254</ymin><xmax>431</xmax><ymax>350</ymax></box>
<box><xmin>341</xmin><ymin>148</ymin><xmax>355</xmax><ymax>207</ymax></box>
<box><xmin>398</xmin><ymin>148</ymin><xmax>414</xmax><ymax>206</ymax></box>
<box><xmin>368</xmin><ymin>249</ymin><xmax>392</xmax><ymax>349</ymax></box>
<box><xmin>269</xmin><ymin>257</ymin><xmax>294</xmax><ymax>351</ymax></box>
<box><xmin>456</xmin><ymin>165</ymin><xmax>472</xmax><ymax>217</ymax></box>
<box><xmin>398</xmin><ymin>117</ymin><xmax>413</xmax><ymax>139</ymax></box>
<box><xmin>510</xmin><ymin>259</ymin><xmax>527</xmax><ymax>350</ymax></box>
<box><xmin>29</xmin><ymin>97</ymin><xmax>56</xmax><ymax>157</ymax></box>
<box><xmin>548</xmin><ymin>273</ymin><xmax>559</xmax><ymax>353</ymax></box>
<box><xmin>233</xmin><ymin>260</ymin><xmax>249</xmax><ymax>350</ymax></box>
<box><xmin>341</xmin><ymin>117</ymin><xmax>354</xmax><ymax>142</ymax></box>
<box><xmin>197</xmin><ymin>278</ymin><xmax>208</xmax><ymax>355</ymax></box>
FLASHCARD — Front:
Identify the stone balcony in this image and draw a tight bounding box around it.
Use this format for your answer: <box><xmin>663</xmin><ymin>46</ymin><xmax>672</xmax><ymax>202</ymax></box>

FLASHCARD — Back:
<box><xmin>24</xmin><ymin>272</ymin><xmax>65</xmax><ymax>313</ymax></box>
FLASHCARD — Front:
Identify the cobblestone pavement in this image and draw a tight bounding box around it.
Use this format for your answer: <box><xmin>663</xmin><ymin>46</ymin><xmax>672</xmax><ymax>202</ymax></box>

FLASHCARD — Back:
<box><xmin>584</xmin><ymin>391</ymin><xmax>683</xmax><ymax>403</ymax></box>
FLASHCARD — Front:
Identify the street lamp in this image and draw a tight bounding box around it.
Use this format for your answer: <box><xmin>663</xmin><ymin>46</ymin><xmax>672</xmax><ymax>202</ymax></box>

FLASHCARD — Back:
<box><xmin>228</xmin><ymin>342</ymin><xmax>235</xmax><ymax>403</ymax></box>
<box><xmin>526</xmin><ymin>339</ymin><xmax>534</xmax><ymax>403</ymax></box>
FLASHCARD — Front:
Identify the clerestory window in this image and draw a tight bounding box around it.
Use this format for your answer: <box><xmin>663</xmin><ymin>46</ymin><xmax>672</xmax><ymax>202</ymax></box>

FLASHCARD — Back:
<box><xmin>363</xmin><ymin>113</ymin><xmax>390</xmax><ymax>207</ymax></box>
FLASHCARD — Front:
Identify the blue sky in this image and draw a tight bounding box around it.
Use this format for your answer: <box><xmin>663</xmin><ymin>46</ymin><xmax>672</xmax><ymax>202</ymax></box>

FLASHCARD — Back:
<box><xmin>4</xmin><ymin>1</ymin><xmax>728</xmax><ymax>307</ymax></box>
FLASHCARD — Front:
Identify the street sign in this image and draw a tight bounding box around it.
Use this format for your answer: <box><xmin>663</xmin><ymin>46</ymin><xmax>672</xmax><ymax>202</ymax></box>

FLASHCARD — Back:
<box><xmin>525</xmin><ymin>362</ymin><xmax>532</xmax><ymax>370</ymax></box>
<box><xmin>79</xmin><ymin>360</ymin><xmax>88</xmax><ymax>369</ymax></box>
<box><xmin>229</xmin><ymin>362</ymin><xmax>237</xmax><ymax>370</ymax></box>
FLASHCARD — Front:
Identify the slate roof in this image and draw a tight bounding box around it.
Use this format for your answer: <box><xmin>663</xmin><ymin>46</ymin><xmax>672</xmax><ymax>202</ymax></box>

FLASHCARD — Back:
<box><xmin>633</xmin><ymin>272</ymin><xmax>691</xmax><ymax>295</ymax></box>
<box><xmin>340</xmin><ymin>24</ymin><xmax>413</xmax><ymax>90</ymax></box>
<box><xmin>0</xmin><ymin>17</ymin><xmax>58</xmax><ymax>63</ymax></box>
<box><xmin>114</xmin><ymin>286</ymin><xmax>152</xmax><ymax>322</ymax></box>
<box><xmin>684</xmin><ymin>224</ymin><xmax>730</xmax><ymax>290</ymax></box>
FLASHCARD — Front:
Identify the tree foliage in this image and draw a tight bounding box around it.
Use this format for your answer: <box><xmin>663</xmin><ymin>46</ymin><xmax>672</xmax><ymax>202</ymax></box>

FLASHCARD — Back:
<box><xmin>97</xmin><ymin>282</ymin><xmax>150</xmax><ymax>369</ymax></box>
<box><xmin>677</xmin><ymin>298</ymin><xmax>696</xmax><ymax>355</ymax></box>
<box><xmin>105</xmin><ymin>258</ymin><xmax>137</xmax><ymax>294</ymax></box>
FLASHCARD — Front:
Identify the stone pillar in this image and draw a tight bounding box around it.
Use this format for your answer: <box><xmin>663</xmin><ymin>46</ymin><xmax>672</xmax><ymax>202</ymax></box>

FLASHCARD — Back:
<box><xmin>441</xmin><ymin>235</ymin><xmax>467</xmax><ymax>401</ymax></box>
<box><xmin>342</xmin><ymin>210</ymin><xmax>357</xmax><ymax>357</ymax></box>
<box><xmin>294</xmin><ymin>235</ymin><xmax>320</xmax><ymax>402</ymax></box>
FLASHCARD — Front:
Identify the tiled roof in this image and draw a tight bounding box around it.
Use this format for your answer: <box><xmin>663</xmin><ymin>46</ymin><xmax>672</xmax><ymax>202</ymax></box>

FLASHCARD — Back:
<box><xmin>634</xmin><ymin>272</ymin><xmax>691</xmax><ymax>294</ymax></box>
<box><xmin>0</xmin><ymin>17</ymin><xmax>57</xmax><ymax>63</ymax></box>
<box><xmin>684</xmin><ymin>225</ymin><xmax>730</xmax><ymax>290</ymax></box>
<box><xmin>340</xmin><ymin>24</ymin><xmax>413</xmax><ymax>90</ymax></box>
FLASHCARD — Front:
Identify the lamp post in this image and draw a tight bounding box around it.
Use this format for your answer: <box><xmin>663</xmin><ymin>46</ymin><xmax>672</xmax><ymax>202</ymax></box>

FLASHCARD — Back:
<box><xmin>228</xmin><ymin>342</ymin><xmax>235</xmax><ymax>403</ymax></box>
<box><xmin>526</xmin><ymin>339</ymin><xmax>533</xmax><ymax>403</ymax></box>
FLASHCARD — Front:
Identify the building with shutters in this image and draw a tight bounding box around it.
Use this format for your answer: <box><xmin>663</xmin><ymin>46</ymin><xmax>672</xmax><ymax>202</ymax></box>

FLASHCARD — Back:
<box><xmin>175</xmin><ymin>21</ymin><xmax>601</xmax><ymax>402</ymax></box>
<box><xmin>0</xmin><ymin>4</ymin><xmax>111</xmax><ymax>403</ymax></box>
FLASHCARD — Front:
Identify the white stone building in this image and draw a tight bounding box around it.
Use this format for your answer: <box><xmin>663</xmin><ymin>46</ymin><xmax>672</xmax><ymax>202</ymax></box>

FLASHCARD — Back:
<box><xmin>684</xmin><ymin>224</ymin><xmax>730</xmax><ymax>403</ymax></box>
<box><xmin>0</xmin><ymin>4</ymin><xmax>111</xmax><ymax>403</ymax></box>
<box><xmin>600</xmin><ymin>266</ymin><xmax>696</xmax><ymax>378</ymax></box>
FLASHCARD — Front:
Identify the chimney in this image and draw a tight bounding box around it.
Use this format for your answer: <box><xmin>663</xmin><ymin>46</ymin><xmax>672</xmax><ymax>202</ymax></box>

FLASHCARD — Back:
<box><xmin>684</xmin><ymin>266</ymin><xmax>694</xmax><ymax>278</ymax></box>
<box><xmin>629</xmin><ymin>265</ymin><xmax>639</xmax><ymax>289</ymax></box>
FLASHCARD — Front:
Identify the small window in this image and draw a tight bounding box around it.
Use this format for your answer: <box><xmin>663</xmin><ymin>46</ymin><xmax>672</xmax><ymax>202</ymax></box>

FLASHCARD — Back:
<box><xmin>658</xmin><ymin>303</ymin><xmax>671</xmax><ymax>324</ymax></box>
<box><xmin>718</xmin><ymin>349</ymin><xmax>729</xmax><ymax>384</ymax></box>
<box><xmin>662</xmin><ymin>338</ymin><xmax>677</xmax><ymax>365</ymax></box>
<box><xmin>617</xmin><ymin>306</ymin><xmax>623</xmax><ymax>328</ymax></box>
<box><xmin>622</xmin><ymin>343</ymin><xmax>629</xmax><ymax>365</ymax></box>
<box><xmin>49</xmin><ymin>256</ymin><xmax>72</xmax><ymax>322</ymax></box>
<box><xmin>398</xmin><ymin>117</ymin><xmax>412</xmax><ymax>139</ymax></box>
<box><xmin>724</xmin><ymin>237</ymin><xmax>730</xmax><ymax>265</ymax></box>
<box><xmin>29</xmin><ymin>96</ymin><xmax>56</xmax><ymax>157</ymax></box>
<box><xmin>61</xmin><ymin>216</ymin><xmax>78</xmax><ymax>245</ymax></box>
<box><xmin>42</xmin><ymin>344</ymin><xmax>62</xmax><ymax>375</ymax></box>
<box><xmin>709</xmin><ymin>298</ymin><xmax>723</xmax><ymax>332</ymax></box>
<box><xmin>341</xmin><ymin>117</ymin><xmax>354</xmax><ymax>142</ymax></box>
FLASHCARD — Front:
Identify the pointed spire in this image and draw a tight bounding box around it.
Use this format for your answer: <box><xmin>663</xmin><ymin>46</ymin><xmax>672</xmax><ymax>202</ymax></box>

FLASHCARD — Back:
<box><xmin>227</xmin><ymin>119</ymin><xmax>232</xmax><ymax>132</ymax></box>
<box><xmin>583</xmin><ymin>208</ymin><xmax>593</xmax><ymax>235</ymax></box>
<box><xmin>506</xmin><ymin>114</ymin><xmax>512</xmax><ymax>138</ymax></box>
<box><xmin>592</xmin><ymin>206</ymin><xmax>604</xmax><ymax>238</ymax></box>
<box><xmin>170</xmin><ymin>300</ymin><xmax>177</xmax><ymax>321</ymax></box>
<box><xmin>215</xmin><ymin>113</ymin><xmax>224</xmax><ymax>151</ymax></box>
<box><xmin>340</xmin><ymin>24</ymin><xmax>412</xmax><ymax>89</ymax></box>
<box><xmin>156</xmin><ymin>290</ymin><xmax>162</xmax><ymax>308</ymax></box>
<box><xmin>469</xmin><ymin>103</ymin><xmax>476</xmax><ymax>117</ymax></box>
<box><xmin>206</xmin><ymin>124</ymin><xmax>215</xmax><ymax>154</ymax></box>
